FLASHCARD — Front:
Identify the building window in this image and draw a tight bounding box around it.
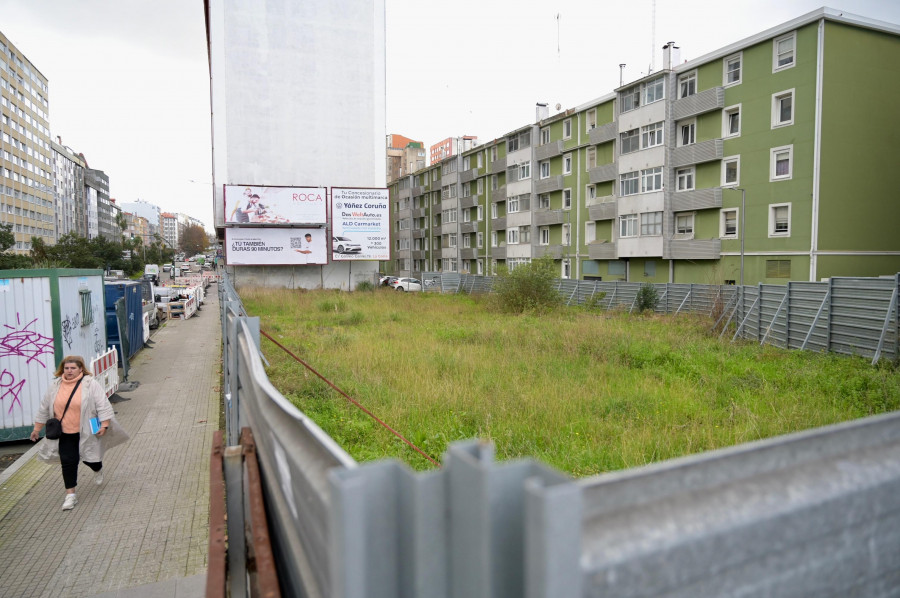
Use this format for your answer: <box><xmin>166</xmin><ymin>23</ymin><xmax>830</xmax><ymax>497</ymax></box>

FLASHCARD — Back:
<box><xmin>769</xmin><ymin>203</ymin><xmax>791</xmax><ymax>237</ymax></box>
<box><xmin>619</xmin><ymin>213</ymin><xmax>637</xmax><ymax>238</ymax></box>
<box><xmin>538</xmin><ymin>194</ymin><xmax>550</xmax><ymax>209</ymax></box>
<box><xmin>644</xmin><ymin>76</ymin><xmax>665</xmax><ymax>104</ymax></box>
<box><xmin>563</xmin><ymin>119</ymin><xmax>572</xmax><ymax>139</ymax></box>
<box><xmin>477</xmin><ymin>205</ymin><xmax>483</xmax><ymax>221</ymax></box>
<box><xmin>585</xmin><ymin>221</ymin><xmax>596</xmax><ymax>243</ymax></box>
<box><xmin>772</xmin><ymin>90</ymin><xmax>794</xmax><ymax>128</ymax></box>
<box><xmin>586</xmin><ymin>146</ymin><xmax>596</xmax><ymax>169</ymax></box>
<box><xmin>477</xmin><ymin>259</ymin><xmax>483</xmax><ymax>275</ymax></box>
<box><xmin>770</xmin><ymin>145</ymin><xmax>793</xmax><ymax>181</ymax></box>
<box><xmin>620</xmin><ymin>171</ymin><xmax>639</xmax><ymax>196</ymax></box>
<box><xmin>641</xmin><ymin>167</ymin><xmax>663</xmax><ymax>193</ymax></box>
<box><xmin>722</xmin><ymin>156</ymin><xmax>740</xmax><ymax>186</ymax></box>
<box><xmin>721</xmin><ymin>208</ymin><xmax>738</xmax><ymax>238</ymax></box>
<box><xmin>675</xmin><ymin>213</ymin><xmax>694</xmax><ymax>236</ymax></box>
<box><xmin>539</xmin><ymin>160</ymin><xmax>550</xmax><ymax>179</ymax></box>
<box><xmin>766</xmin><ymin>259</ymin><xmax>791</xmax><ymax>279</ymax></box>
<box><xmin>586</xmin><ymin>109</ymin><xmax>596</xmax><ymax>130</ymax></box>
<box><xmin>491</xmin><ymin>203</ymin><xmax>498</xmax><ymax>219</ymax></box>
<box><xmin>477</xmin><ymin>232</ymin><xmax>484</xmax><ymax>247</ymax></box>
<box><xmin>463</xmin><ymin>156</ymin><xmax>470</xmax><ymax>170</ymax></box>
<box><xmin>620</xmin><ymin>84</ymin><xmax>641</xmax><ymax>113</ymax></box>
<box><xmin>641</xmin><ymin>122</ymin><xmax>664</xmax><ymax>148</ymax></box>
<box><xmin>586</xmin><ymin>184</ymin><xmax>596</xmax><ymax>200</ymax></box>
<box><xmin>563</xmin><ymin>154</ymin><xmax>572</xmax><ymax>174</ymax></box>
<box><xmin>773</xmin><ymin>32</ymin><xmax>796</xmax><ymax>72</ymax></box>
<box><xmin>678</xmin><ymin>71</ymin><xmax>697</xmax><ymax>98</ymax></box>
<box><xmin>462</xmin><ymin>182</ymin><xmax>472</xmax><ymax>197</ymax></box>
<box><xmin>562</xmin><ymin>188</ymin><xmax>572</xmax><ymax>209</ymax></box>
<box><xmin>620</xmin><ymin>128</ymin><xmax>640</xmax><ymax>154</ymax></box>
<box><xmin>561</xmin><ymin>259</ymin><xmax>571</xmax><ymax>279</ymax></box>
<box><xmin>723</xmin><ymin>105</ymin><xmax>741</xmax><ymax>137</ymax></box>
<box><xmin>507</xmin><ymin>228</ymin><xmax>519</xmax><ymax>244</ymax></box>
<box><xmin>477</xmin><ymin>178</ymin><xmax>484</xmax><ymax>194</ymax></box>
<box><xmin>724</xmin><ymin>53</ymin><xmax>742</xmax><ymax>86</ymax></box>
<box><xmin>508</xmin><ymin>196</ymin><xmax>520</xmax><ymax>213</ymax></box>
<box><xmin>679</xmin><ymin>120</ymin><xmax>695</xmax><ymax>146</ymax></box>
<box><xmin>491</xmin><ymin>175</ymin><xmax>498</xmax><ymax>190</ymax></box>
<box><xmin>519</xmin><ymin>161</ymin><xmax>531</xmax><ymax>180</ymax></box>
<box><xmin>519</xmin><ymin>225</ymin><xmax>530</xmax><ymax>244</ymax></box>
<box><xmin>640</xmin><ymin>211</ymin><xmax>662</xmax><ymax>236</ymax></box>
<box><xmin>478</xmin><ymin>152</ymin><xmax>484</xmax><ymax>168</ymax></box>
<box><xmin>676</xmin><ymin>167</ymin><xmax>695</xmax><ymax>191</ymax></box>
<box><xmin>462</xmin><ymin>208</ymin><xmax>472</xmax><ymax>222</ymax></box>
<box><xmin>540</xmin><ymin>127</ymin><xmax>550</xmax><ymax>144</ymax></box>
<box><xmin>539</xmin><ymin>226</ymin><xmax>550</xmax><ymax>245</ymax></box>
<box><xmin>79</xmin><ymin>289</ymin><xmax>93</xmax><ymax>326</ymax></box>
<box><xmin>562</xmin><ymin>223</ymin><xmax>571</xmax><ymax>245</ymax></box>
<box><xmin>491</xmin><ymin>231</ymin><xmax>498</xmax><ymax>247</ymax></box>
<box><xmin>449</xmin><ymin>234</ymin><xmax>457</xmax><ymax>248</ymax></box>
<box><xmin>491</xmin><ymin>146</ymin><xmax>498</xmax><ymax>161</ymax></box>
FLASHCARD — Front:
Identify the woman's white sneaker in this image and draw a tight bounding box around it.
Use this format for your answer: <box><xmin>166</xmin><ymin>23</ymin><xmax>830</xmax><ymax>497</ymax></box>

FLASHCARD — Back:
<box><xmin>62</xmin><ymin>494</ymin><xmax>77</xmax><ymax>510</ymax></box>
<box><xmin>94</xmin><ymin>470</ymin><xmax>104</xmax><ymax>485</ymax></box>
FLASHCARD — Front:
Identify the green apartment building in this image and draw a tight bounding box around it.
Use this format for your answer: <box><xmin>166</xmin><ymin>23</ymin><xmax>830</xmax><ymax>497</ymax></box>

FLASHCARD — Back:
<box><xmin>388</xmin><ymin>8</ymin><xmax>900</xmax><ymax>285</ymax></box>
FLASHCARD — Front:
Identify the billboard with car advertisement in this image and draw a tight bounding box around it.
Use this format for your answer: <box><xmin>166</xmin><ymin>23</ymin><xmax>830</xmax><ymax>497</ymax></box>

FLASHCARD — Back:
<box><xmin>330</xmin><ymin>187</ymin><xmax>390</xmax><ymax>261</ymax></box>
<box><xmin>225</xmin><ymin>227</ymin><xmax>327</xmax><ymax>265</ymax></box>
<box><xmin>224</xmin><ymin>185</ymin><xmax>327</xmax><ymax>225</ymax></box>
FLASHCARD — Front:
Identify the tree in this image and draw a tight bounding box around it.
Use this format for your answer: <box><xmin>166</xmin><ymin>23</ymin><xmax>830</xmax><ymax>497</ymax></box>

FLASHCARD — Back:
<box><xmin>179</xmin><ymin>224</ymin><xmax>207</xmax><ymax>256</ymax></box>
<box><xmin>0</xmin><ymin>223</ymin><xmax>15</xmax><ymax>252</ymax></box>
<box><xmin>491</xmin><ymin>255</ymin><xmax>562</xmax><ymax>314</ymax></box>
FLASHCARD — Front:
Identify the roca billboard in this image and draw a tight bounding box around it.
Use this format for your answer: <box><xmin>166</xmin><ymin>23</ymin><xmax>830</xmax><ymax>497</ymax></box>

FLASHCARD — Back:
<box><xmin>224</xmin><ymin>185</ymin><xmax>327</xmax><ymax>225</ymax></box>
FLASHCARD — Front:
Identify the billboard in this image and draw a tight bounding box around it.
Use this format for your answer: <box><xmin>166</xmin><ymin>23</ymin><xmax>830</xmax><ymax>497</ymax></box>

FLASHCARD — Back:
<box><xmin>330</xmin><ymin>187</ymin><xmax>390</xmax><ymax>261</ymax></box>
<box><xmin>226</xmin><ymin>227</ymin><xmax>327</xmax><ymax>265</ymax></box>
<box><xmin>225</xmin><ymin>185</ymin><xmax>327</xmax><ymax>225</ymax></box>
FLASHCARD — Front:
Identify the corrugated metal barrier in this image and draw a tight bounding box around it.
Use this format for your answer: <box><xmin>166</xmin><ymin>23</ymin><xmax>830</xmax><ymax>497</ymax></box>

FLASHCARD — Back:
<box><xmin>219</xmin><ymin>272</ymin><xmax>900</xmax><ymax>597</ymax></box>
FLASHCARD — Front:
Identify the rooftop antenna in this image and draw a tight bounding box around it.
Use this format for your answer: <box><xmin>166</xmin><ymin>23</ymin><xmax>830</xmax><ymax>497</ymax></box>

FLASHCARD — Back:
<box><xmin>619</xmin><ymin>64</ymin><xmax>626</xmax><ymax>86</ymax></box>
<box><xmin>650</xmin><ymin>0</ymin><xmax>656</xmax><ymax>72</ymax></box>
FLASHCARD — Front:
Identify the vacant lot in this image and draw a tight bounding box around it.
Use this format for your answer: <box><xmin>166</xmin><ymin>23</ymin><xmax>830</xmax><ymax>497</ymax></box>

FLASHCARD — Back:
<box><xmin>241</xmin><ymin>287</ymin><xmax>900</xmax><ymax>476</ymax></box>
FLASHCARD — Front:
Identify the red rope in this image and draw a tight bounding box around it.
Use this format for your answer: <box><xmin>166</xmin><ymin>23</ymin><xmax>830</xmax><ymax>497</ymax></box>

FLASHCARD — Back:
<box><xmin>259</xmin><ymin>329</ymin><xmax>441</xmax><ymax>468</ymax></box>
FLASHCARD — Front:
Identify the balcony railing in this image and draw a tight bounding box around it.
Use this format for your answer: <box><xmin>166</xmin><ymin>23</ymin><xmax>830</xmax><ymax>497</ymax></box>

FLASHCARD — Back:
<box><xmin>535</xmin><ymin>175</ymin><xmax>564</xmax><ymax>195</ymax></box>
<box><xmin>412</xmin><ymin>207</ymin><xmax>427</xmax><ymax>218</ymax></box>
<box><xmin>534</xmin><ymin>140</ymin><xmax>564</xmax><ymax>161</ymax></box>
<box><xmin>459</xmin><ymin>248</ymin><xmax>478</xmax><ymax>260</ymax></box>
<box><xmin>532</xmin><ymin>244</ymin><xmax>563</xmax><ymax>259</ymax></box>
<box><xmin>432</xmin><ymin>225</ymin><xmax>443</xmax><ymax>235</ymax></box>
<box><xmin>588</xmin><ymin>200</ymin><xmax>616</xmax><ymax>221</ymax></box>
<box><xmin>491</xmin><ymin>187</ymin><xmax>507</xmax><ymax>203</ymax></box>
<box><xmin>587</xmin><ymin>241</ymin><xmax>616</xmax><ymax>259</ymax></box>
<box><xmin>491</xmin><ymin>246</ymin><xmax>506</xmax><ymax>259</ymax></box>
<box><xmin>670</xmin><ymin>187</ymin><xmax>723</xmax><ymax>212</ymax></box>
<box><xmin>460</xmin><ymin>168</ymin><xmax>478</xmax><ymax>184</ymax></box>
<box><xmin>533</xmin><ymin>209</ymin><xmax>567</xmax><ymax>226</ymax></box>
<box><xmin>664</xmin><ymin>238</ymin><xmax>722</xmax><ymax>260</ymax></box>
<box><xmin>411</xmin><ymin>185</ymin><xmax>426</xmax><ymax>197</ymax></box>
<box><xmin>412</xmin><ymin>229</ymin><xmax>427</xmax><ymax>239</ymax></box>
<box><xmin>672</xmin><ymin>87</ymin><xmax>725</xmax><ymax>120</ymax></box>
<box><xmin>491</xmin><ymin>216</ymin><xmax>506</xmax><ymax>230</ymax></box>
<box><xmin>411</xmin><ymin>250</ymin><xmax>427</xmax><ymax>260</ymax></box>
<box><xmin>670</xmin><ymin>139</ymin><xmax>724</xmax><ymax>168</ymax></box>
<box><xmin>398</xmin><ymin>187</ymin><xmax>411</xmax><ymax>199</ymax></box>
<box><xmin>459</xmin><ymin>221</ymin><xmax>478</xmax><ymax>234</ymax></box>
<box><xmin>491</xmin><ymin>156</ymin><xmax>507</xmax><ymax>173</ymax></box>
<box><xmin>588</xmin><ymin>162</ymin><xmax>617</xmax><ymax>184</ymax></box>
<box><xmin>459</xmin><ymin>195</ymin><xmax>480</xmax><ymax>209</ymax></box>
<box><xmin>588</xmin><ymin>122</ymin><xmax>617</xmax><ymax>145</ymax></box>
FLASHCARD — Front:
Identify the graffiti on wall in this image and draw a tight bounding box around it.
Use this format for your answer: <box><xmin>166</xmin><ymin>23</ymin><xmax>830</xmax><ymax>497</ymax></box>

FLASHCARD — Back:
<box><xmin>0</xmin><ymin>369</ymin><xmax>25</xmax><ymax>414</ymax></box>
<box><xmin>61</xmin><ymin>312</ymin><xmax>82</xmax><ymax>350</ymax></box>
<box><xmin>1</xmin><ymin>313</ymin><xmax>54</xmax><ymax>367</ymax></box>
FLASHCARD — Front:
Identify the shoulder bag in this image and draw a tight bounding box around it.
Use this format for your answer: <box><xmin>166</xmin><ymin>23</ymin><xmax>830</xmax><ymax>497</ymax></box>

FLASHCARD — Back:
<box><xmin>45</xmin><ymin>378</ymin><xmax>83</xmax><ymax>440</ymax></box>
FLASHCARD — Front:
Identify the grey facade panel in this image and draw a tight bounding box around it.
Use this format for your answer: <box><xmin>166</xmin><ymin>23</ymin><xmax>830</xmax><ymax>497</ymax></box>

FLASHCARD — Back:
<box><xmin>671</xmin><ymin>139</ymin><xmax>724</xmax><ymax>168</ymax></box>
<box><xmin>670</xmin><ymin>187</ymin><xmax>723</xmax><ymax>212</ymax></box>
<box><xmin>588</xmin><ymin>162</ymin><xmax>617</xmax><ymax>184</ymax></box>
<box><xmin>672</xmin><ymin>86</ymin><xmax>725</xmax><ymax>120</ymax></box>
<box><xmin>588</xmin><ymin>121</ymin><xmax>617</xmax><ymax>145</ymax></box>
<box><xmin>588</xmin><ymin>201</ymin><xmax>617</xmax><ymax>221</ymax></box>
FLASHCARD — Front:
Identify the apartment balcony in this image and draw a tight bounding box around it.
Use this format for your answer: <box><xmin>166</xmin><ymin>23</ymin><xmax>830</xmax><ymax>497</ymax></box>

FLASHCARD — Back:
<box><xmin>398</xmin><ymin>188</ymin><xmax>411</xmax><ymax>199</ymax></box>
<box><xmin>535</xmin><ymin>175</ymin><xmax>564</xmax><ymax>195</ymax></box>
<box><xmin>533</xmin><ymin>244</ymin><xmax>563</xmax><ymax>259</ymax></box>
<box><xmin>442</xmin><ymin>171</ymin><xmax>458</xmax><ymax>186</ymax></box>
<box><xmin>411</xmin><ymin>185</ymin><xmax>426</xmax><ymax>197</ymax></box>
<box><xmin>491</xmin><ymin>156</ymin><xmax>507</xmax><ymax>173</ymax></box>
<box><xmin>432</xmin><ymin>225</ymin><xmax>443</xmax><ymax>235</ymax></box>
<box><xmin>588</xmin><ymin>199</ymin><xmax>617</xmax><ymax>221</ymax></box>
<box><xmin>588</xmin><ymin>162</ymin><xmax>617</xmax><ymax>184</ymax></box>
<box><xmin>588</xmin><ymin>241</ymin><xmax>617</xmax><ymax>260</ymax></box>
<box><xmin>396</xmin><ymin>207</ymin><xmax>412</xmax><ymax>218</ymax></box>
<box><xmin>412</xmin><ymin>207</ymin><xmax>427</xmax><ymax>218</ymax></box>
<box><xmin>459</xmin><ymin>221</ymin><xmax>478</xmax><ymax>234</ymax></box>
<box><xmin>460</xmin><ymin>248</ymin><xmax>478</xmax><ymax>260</ymax></box>
<box><xmin>412</xmin><ymin>229</ymin><xmax>427</xmax><ymax>239</ymax></box>
<box><xmin>491</xmin><ymin>216</ymin><xmax>506</xmax><ymax>230</ymax></box>
<box><xmin>670</xmin><ymin>187</ymin><xmax>723</xmax><ymax>212</ymax></box>
<box><xmin>588</xmin><ymin>121</ymin><xmax>617</xmax><ymax>145</ymax></box>
<box><xmin>491</xmin><ymin>246</ymin><xmax>507</xmax><ymax>259</ymax></box>
<box><xmin>491</xmin><ymin>186</ymin><xmax>507</xmax><ymax>203</ymax></box>
<box><xmin>664</xmin><ymin>238</ymin><xmax>722</xmax><ymax>260</ymax></box>
<box><xmin>460</xmin><ymin>168</ymin><xmax>478</xmax><ymax>183</ymax></box>
<box><xmin>411</xmin><ymin>250</ymin><xmax>427</xmax><ymax>260</ymax></box>
<box><xmin>533</xmin><ymin>209</ymin><xmax>567</xmax><ymax>226</ymax></box>
<box><xmin>672</xmin><ymin>86</ymin><xmax>725</xmax><ymax>121</ymax></box>
<box><xmin>670</xmin><ymin>139</ymin><xmax>724</xmax><ymax>168</ymax></box>
<box><xmin>459</xmin><ymin>195</ymin><xmax>480</xmax><ymax>209</ymax></box>
<box><xmin>535</xmin><ymin>140</ymin><xmax>564</xmax><ymax>161</ymax></box>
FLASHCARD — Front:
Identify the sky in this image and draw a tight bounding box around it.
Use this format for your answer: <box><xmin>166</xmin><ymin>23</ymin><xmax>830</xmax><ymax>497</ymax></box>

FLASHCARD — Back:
<box><xmin>2</xmin><ymin>0</ymin><xmax>898</xmax><ymax>232</ymax></box>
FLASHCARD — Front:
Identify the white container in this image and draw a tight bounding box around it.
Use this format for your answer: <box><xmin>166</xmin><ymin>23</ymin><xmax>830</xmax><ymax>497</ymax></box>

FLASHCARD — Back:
<box><xmin>0</xmin><ymin>268</ymin><xmax>108</xmax><ymax>441</ymax></box>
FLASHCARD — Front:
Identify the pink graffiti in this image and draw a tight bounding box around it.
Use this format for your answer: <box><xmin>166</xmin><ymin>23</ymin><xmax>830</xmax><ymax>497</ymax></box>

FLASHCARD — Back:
<box><xmin>1</xmin><ymin>313</ymin><xmax>54</xmax><ymax>368</ymax></box>
<box><xmin>0</xmin><ymin>369</ymin><xmax>25</xmax><ymax>414</ymax></box>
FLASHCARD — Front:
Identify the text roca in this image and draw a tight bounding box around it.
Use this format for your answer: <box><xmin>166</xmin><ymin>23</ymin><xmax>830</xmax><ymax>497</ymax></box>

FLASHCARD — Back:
<box><xmin>292</xmin><ymin>193</ymin><xmax>324</xmax><ymax>202</ymax></box>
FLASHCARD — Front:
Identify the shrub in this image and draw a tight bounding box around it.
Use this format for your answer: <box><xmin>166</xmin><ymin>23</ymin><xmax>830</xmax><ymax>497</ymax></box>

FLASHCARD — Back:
<box><xmin>635</xmin><ymin>283</ymin><xmax>659</xmax><ymax>313</ymax></box>
<box><xmin>491</xmin><ymin>255</ymin><xmax>562</xmax><ymax>314</ymax></box>
<box><xmin>356</xmin><ymin>280</ymin><xmax>375</xmax><ymax>292</ymax></box>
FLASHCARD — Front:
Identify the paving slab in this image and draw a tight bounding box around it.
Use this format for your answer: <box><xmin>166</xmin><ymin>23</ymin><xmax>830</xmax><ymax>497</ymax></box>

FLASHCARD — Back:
<box><xmin>0</xmin><ymin>283</ymin><xmax>221</xmax><ymax>598</ymax></box>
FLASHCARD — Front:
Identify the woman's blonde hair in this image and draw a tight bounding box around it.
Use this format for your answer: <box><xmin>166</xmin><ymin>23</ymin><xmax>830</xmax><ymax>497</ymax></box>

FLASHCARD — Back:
<box><xmin>54</xmin><ymin>355</ymin><xmax>92</xmax><ymax>378</ymax></box>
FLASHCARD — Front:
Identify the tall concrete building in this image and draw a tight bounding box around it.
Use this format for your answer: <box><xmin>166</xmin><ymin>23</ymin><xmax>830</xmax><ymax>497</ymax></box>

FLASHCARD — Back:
<box><xmin>429</xmin><ymin>135</ymin><xmax>478</xmax><ymax>166</ymax></box>
<box><xmin>120</xmin><ymin>198</ymin><xmax>162</xmax><ymax>240</ymax></box>
<box><xmin>160</xmin><ymin>212</ymin><xmax>179</xmax><ymax>249</ymax></box>
<box><xmin>84</xmin><ymin>167</ymin><xmax>113</xmax><ymax>241</ymax></box>
<box><xmin>386</xmin><ymin>133</ymin><xmax>425</xmax><ymax>184</ymax></box>
<box><xmin>0</xmin><ymin>31</ymin><xmax>55</xmax><ymax>254</ymax></box>
<box><xmin>51</xmin><ymin>139</ymin><xmax>87</xmax><ymax>239</ymax></box>
<box><xmin>388</xmin><ymin>8</ymin><xmax>900</xmax><ymax>285</ymax></box>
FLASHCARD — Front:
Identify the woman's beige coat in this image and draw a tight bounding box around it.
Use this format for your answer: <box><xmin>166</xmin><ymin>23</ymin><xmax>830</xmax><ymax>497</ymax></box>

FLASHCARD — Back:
<box><xmin>35</xmin><ymin>375</ymin><xmax>116</xmax><ymax>462</ymax></box>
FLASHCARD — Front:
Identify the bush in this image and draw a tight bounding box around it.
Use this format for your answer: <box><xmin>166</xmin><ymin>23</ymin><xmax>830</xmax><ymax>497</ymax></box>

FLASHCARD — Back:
<box><xmin>356</xmin><ymin>280</ymin><xmax>375</xmax><ymax>292</ymax></box>
<box><xmin>491</xmin><ymin>255</ymin><xmax>562</xmax><ymax>314</ymax></box>
<box><xmin>635</xmin><ymin>283</ymin><xmax>659</xmax><ymax>313</ymax></box>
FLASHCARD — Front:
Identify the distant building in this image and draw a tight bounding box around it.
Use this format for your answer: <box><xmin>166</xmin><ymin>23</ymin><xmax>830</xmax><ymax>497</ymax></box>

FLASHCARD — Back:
<box><xmin>429</xmin><ymin>136</ymin><xmax>478</xmax><ymax>166</ymax></box>
<box><xmin>85</xmin><ymin>168</ymin><xmax>112</xmax><ymax>241</ymax></box>
<box><xmin>51</xmin><ymin>139</ymin><xmax>87</xmax><ymax>239</ymax></box>
<box><xmin>0</xmin><ymin>31</ymin><xmax>55</xmax><ymax>254</ymax></box>
<box><xmin>123</xmin><ymin>211</ymin><xmax>151</xmax><ymax>246</ymax></box>
<box><xmin>160</xmin><ymin>212</ymin><xmax>179</xmax><ymax>249</ymax></box>
<box><xmin>386</xmin><ymin>134</ymin><xmax>425</xmax><ymax>184</ymax></box>
<box><xmin>120</xmin><ymin>199</ymin><xmax>162</xmax><ymax>239</ymax></box>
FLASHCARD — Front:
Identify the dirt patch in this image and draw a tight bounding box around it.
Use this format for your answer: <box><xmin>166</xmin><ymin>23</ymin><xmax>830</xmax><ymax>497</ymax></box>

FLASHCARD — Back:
<box><xmin>0</xmin><ymin>451</ymin><xmax>26</xmax><ymax>474</ymax></box>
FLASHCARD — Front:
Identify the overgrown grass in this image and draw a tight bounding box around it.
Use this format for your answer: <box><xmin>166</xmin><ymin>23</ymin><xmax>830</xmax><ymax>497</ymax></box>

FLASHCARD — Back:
<box><xmin>241</xmin><ymin>287</ymin><xmax>900</xmax><ymax>476</ymax></box>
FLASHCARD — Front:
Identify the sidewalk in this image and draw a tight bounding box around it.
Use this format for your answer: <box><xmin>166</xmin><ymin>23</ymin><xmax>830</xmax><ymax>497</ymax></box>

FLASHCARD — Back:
<box><xmin>0</xmin><ymin>283</ymin><xmax>222</xmax><ymax>598</ymax></box>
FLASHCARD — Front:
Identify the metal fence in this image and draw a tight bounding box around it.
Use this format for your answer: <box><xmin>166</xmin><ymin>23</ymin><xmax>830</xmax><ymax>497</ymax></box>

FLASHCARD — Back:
<box><xmin>417</xmin><ymin>273</ymin><xmax>900</xmax><ymax>364</ymax></box>
<box><xmin>219</xmin><ymin>273</ymin><xmax>900</xmax><ymax>597</ymax></box>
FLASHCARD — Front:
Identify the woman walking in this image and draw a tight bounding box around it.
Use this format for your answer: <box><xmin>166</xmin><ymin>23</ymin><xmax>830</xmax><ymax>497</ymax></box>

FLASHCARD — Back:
<box><xmin>30</xmin><ymin>355</ymin><xmax>114</xmax><ymax>511</ymax></box>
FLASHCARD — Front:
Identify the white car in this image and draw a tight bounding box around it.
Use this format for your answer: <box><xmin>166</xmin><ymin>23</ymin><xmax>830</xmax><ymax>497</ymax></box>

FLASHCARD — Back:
<box><xmin>332</xmin><ymin>236</ymin><xmax>362</xmax><ymax>254</ymax></box>
<box><xmin>392</xmin><ymin>277</ymin><xmax>422</xmax><ymax>292</ymax></box>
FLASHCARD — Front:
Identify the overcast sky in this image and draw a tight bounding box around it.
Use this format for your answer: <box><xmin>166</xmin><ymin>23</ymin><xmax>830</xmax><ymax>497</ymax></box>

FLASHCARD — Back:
<box><xmin>2</xmin><ymin>1</ymin><xmax>898</xmax><ymax>231</ymax></box>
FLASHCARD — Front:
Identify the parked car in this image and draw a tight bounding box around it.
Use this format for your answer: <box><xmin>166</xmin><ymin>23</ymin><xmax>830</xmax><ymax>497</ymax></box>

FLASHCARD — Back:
<box><xmin>379</xmin><ymin>276</ymin><xmax>398</xmax><ymax>287</ymax></box>
<box><xmin>392</xmin><ymin>277</ymin><xmax>422</xmax><ymax>292</ymax></box>
<box><xmin>332</xmin><ymin>236</ymin><xmax>362</xmax><ymax>254</ymax></box>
